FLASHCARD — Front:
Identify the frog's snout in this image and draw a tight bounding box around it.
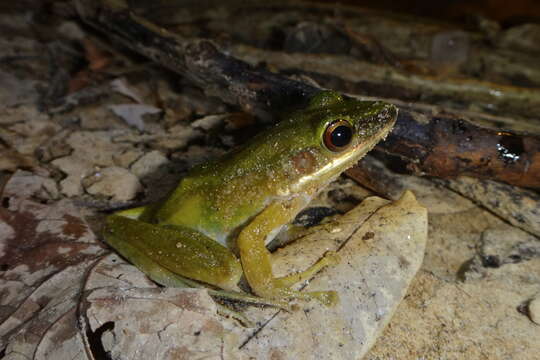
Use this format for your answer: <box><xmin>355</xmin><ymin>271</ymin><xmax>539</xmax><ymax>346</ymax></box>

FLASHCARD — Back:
<box><xmin>372</xmin><ymin>102</ymin><xmax>398</xmax><ymax>124</ymax></box>
<box><xmin>384</xmin><ymin>103</ymin><xmax>399</xmax><ymax>122</ymax></box>
<box><xmin>355</xmin><ymin>102</ymin><xmax>398</xmax><ymax>140</ymax></box>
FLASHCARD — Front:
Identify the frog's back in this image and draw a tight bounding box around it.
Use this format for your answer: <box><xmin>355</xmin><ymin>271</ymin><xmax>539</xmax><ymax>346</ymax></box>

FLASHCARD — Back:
<box><xmin>153</xmin><ymin>146</ymin><xmax>291</xmax><ymax>245</ymax></box>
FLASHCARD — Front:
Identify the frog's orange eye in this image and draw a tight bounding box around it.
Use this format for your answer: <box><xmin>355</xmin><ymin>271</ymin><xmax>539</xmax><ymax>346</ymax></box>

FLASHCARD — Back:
<box><xmin>324</xmin><ymin>120</ymin><xmax>353</xmax><ymax>152</ymax></box>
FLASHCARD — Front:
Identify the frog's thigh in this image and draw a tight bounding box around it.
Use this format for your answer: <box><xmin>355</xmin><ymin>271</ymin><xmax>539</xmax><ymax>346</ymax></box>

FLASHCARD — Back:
<box><xmin>237</xmin><ymin>198</ymin><xmax>338</xmax><ymax>305</ymax></box>
<box><xmin>104</xmin><ymin>215</ymin><xmax>242</xmax><ymax>291</ymax></box>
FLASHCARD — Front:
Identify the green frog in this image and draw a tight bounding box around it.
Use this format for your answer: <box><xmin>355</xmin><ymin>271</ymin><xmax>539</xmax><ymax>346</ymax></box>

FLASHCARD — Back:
<box><xmin>104</xmin><ymin>91</ymin><xmax>397</xmax><ymax>307</ymax></box>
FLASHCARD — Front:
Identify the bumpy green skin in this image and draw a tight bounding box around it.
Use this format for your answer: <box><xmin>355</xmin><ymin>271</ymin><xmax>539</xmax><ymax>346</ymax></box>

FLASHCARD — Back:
<box><xmin>155</xmin><ymin>92</ymin><xmax>396</xmax><ymax>244</ymax></box>
<box><xmin>104</xmin><ymin>91</ymin><xmax>397</xmax><ymax>303</ymax></box>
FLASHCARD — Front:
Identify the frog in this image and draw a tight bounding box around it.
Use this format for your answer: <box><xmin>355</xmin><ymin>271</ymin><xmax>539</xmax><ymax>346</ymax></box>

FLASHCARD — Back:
<box><xmin>103</xmin><ymin>91</ymin><xmax>398</xmax><ymax>307</ymax></box>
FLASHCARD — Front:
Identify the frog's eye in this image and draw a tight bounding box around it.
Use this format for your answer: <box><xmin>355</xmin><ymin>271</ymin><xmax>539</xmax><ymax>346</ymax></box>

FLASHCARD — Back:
<box><xmin>323</xmin><ymin>120</ymin><xmax>353</xmax><ymax>152</ymax></box>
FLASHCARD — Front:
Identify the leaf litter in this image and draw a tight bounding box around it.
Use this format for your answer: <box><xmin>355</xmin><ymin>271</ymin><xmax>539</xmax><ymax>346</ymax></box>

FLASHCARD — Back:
<box><xmin>0</xmin><ymin>4</ymin><xmax>538</xmax><ymax>360</ymax></box>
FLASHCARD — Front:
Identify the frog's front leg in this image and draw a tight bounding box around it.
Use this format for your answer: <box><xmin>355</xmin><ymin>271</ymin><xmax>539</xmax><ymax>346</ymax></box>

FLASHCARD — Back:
<box><xmin>237</xmin><ymin>198</ymin><xmax>339</xmax><ymax>306</ymax></box>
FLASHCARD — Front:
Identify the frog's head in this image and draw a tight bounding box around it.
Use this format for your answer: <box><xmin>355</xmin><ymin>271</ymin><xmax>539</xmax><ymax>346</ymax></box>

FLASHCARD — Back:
<box><xmin>307</xmin><ymin>91</ymin><xmax>397</xmax><ymax>153</ymax></box>
<box><xmin>283</xmin><ymin>90</ymin><xmax>398</xmax><ymax>192</ymax></box>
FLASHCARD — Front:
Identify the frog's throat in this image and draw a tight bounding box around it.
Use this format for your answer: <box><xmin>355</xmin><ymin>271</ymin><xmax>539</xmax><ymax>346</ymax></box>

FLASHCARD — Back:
<box><xmin>290</xmin><ymin>119</ymin><xmax>395</xmax><ymax>194</ymax></box>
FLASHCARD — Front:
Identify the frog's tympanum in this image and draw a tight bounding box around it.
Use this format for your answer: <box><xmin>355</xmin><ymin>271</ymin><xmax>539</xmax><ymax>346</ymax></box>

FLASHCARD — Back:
<box><xmin>104</xmin><ymin>91</ymin><xmax>398</xmax><ymax>307</ymax></box>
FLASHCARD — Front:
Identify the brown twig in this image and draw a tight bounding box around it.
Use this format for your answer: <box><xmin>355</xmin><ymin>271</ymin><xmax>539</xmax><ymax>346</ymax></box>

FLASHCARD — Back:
<box><xmin>74</xmin><ymin>0</ymin><xmax>540</xmax><ymax>189</ymax></box>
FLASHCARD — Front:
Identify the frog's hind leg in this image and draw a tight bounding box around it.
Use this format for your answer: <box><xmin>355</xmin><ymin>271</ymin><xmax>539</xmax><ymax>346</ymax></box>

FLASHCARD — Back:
<box><xmin>104</xmin><ymin>214</ymin><xmax>242</xmax><ymax>291</ymax></box>
<box><xmin>105</xmin><ymin>224</ymin><xmax>267</xmax><ymax>325</ymax></box>
<box><xmin>105</xmin><ymin>214</ymin><xmax>289</xmax><ymax>311</ymax></box>
<box><xmin>237</xmin><ymin>198</ymin><xmax>339</xmax><ymax>306</ymax></box>
<box><xmin>104</xmin><ymin>228</ymin><xmax>194</xmax><ymax>288</ymax></box>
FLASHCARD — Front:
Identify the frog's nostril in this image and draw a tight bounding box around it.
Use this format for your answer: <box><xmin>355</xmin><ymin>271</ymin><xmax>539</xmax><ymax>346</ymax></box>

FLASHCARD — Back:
<box><xmin>387</xmin><ymin>105</ymin><xmax>399</xmax><ymax>119</ymax></box>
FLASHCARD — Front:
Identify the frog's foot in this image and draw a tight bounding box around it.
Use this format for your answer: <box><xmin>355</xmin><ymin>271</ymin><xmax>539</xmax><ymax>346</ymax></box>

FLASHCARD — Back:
<box><xmin>104</xmin><ymin>215</ymin><xmax>243</xmax><ymax>291</ymax></box>
<box><xmin>282</xmin><ymin>289</ymin><xmax>339</xmax><ymax>307</ymax></box>
<box><xmin>257</xmin><ymin>286</ymin><xmax>339</xmax><ymax>308</ymax></box>
<box><xmin>274</xmin><ymin>251</ymin><xmax>340</xmax><ymax>288</ymax></box>
<box><xmin>250</xmin><ymin>251</ymin><xmax>340</xmax><ymax>307</ymax></box>
<box><xmin>238</xmin><ymin>199</ymin><xmax>341</xmax><ymax>308</ymax></box>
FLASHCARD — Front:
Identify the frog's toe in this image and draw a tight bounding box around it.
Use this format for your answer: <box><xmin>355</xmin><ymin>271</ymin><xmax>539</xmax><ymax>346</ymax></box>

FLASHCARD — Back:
<box><xmin>269</xmin><ymin>288</ymin><xmax>340</xmax><ymax>308</ymax></box>
<box><xmin>309</xmin><ymin>290</ymin><xmax>339</xmax><ymax>306</ymax></box>
<box><xmin>321</xmin><ymin>251</ymin><xmax>340</xmax><ymax>266</ymax></box>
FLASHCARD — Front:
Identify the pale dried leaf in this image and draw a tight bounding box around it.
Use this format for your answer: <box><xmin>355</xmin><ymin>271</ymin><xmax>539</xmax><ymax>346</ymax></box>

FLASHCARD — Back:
<box><xmin>130</xmin><ymin>150</ymin><xmax>170</xmax><ymax>179</ymax></box>
<box><xmin>110</xmin><ymin>78</ymin><xmax>145</xmax><ymax>104</ymax></box>
<box><xmin>0</xmin><ymin>187</ymin><xmax>105</xmax><ymax>358</ymax></box>
<box><xmin>84</xmin><ymin>166</ymin><xmax>142</xmax><ymax>201</ymax></box>
<box><xmin>109</xmin><ymin>104</ymin><xmax>163</xmax><ymax>131</ymax></box>
<box><xmin>3</xmin><ymin>170</ymin><xmax>59</xmax><ymax>201</ymax></box>
<box><xmin>191</xmin><ymin>114</ymin><xmax>228</xmax><ymax>130</ymax></box>
<box><xmin>79</xmin><ymin>254</ymin><xmax>242</xmax><ymax>359</ymax></box>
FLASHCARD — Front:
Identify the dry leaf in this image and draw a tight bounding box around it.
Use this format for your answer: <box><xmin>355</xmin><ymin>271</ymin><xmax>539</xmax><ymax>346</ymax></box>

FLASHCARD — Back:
<box><xmin>0</xmin><ymin>194</ymin><xmax>105</xmax><ymax>359</ymax></box>
<box><xmin>110</xmin><ymin>78</ymin><xmax>145</xmax><ymax>104</ymax></box>
<box><xmin>108</xmin><ymin>104</ymin><xmax>163</xmax><ymax>131</ymax></box>
<box><xmin>80</xmin><ymin>254</ymin><xmax>241</xmax><ymax>359</ymax></box>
